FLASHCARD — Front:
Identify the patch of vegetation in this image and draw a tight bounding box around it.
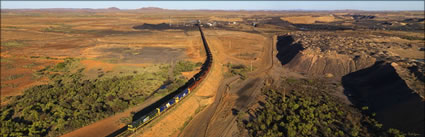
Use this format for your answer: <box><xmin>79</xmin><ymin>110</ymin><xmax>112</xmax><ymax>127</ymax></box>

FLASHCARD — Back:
<box><xmin>30</xmin><ymin>56</ymin><xmax>58</xmax><ymax>60</ymax></box>
<box><xmin>240</xmin><ymin>78</ymin><xmax>408</xmax><ymax>137</ymax></box>
<box><xmin>42</xmin><ymin>24</ymin><xmax>102</xmax><ymax>34</ymax></box>
<box><xmin>1</xmin><ymin>40</ymin><xmax>26</xmax><ymax>48</ymax></box>
<box><xmin>226</xmin><ymin>63</ymin><xmax>250</xmax><ymax>79</ymax></box>
<box><xmin>120</xmin><ymin>117</ymin><xmax>131</xmax><ymax>124</ymax></box>
<box><xmin>3</xmin><ymin>64</ymin><xmax>16</xmax><ymax>69</ymax></box>
<box><xmin>23</xmin><ymin>63</ymin><xmax>40</xmax><ymax>68</ymax></box>
<box><xmin>0</xmin><ymin>58</ymin><xmax>13</xmax><ymax>63</ymax></box>
<box><xmin>173</xmin><ymin>61</ymin><xmax>202</xmax><ymax>75</ymax></box>
<box><xmin>97</xmin><ymin>58</ymin><xmax>120</xmax><ymax>64</ymax></box>
<box><xmin>154</xmin><ymin>78</ymin><xmax>186</xmax><ymax>97</ymax></box>
<box><xmin>152</xmin><ymin>60</ymin><xmax>203</xmax><ymax>96</ymax></box>
<box><xmin>0</xmin><ymin>83</ymin><xmax>20</xmax><ymax>88</ymax></box>
<box><xmin>32</xmin><ymin>65</ymin><xmax>51</xmax><ymax>79</ymax></box>
<box><xmin>42</xmin><ymin>24</ymin><xmax>74</xmax><ymax>33</ymax></box>
<box><xmin>0</xmin><ymin>58</ymin><xmax>171</xmax><ymax>136</ymax></box>
<box><xmin>399</xmin><ymin>35</ymin><xmax>425</xmax><ymax>41</ymax></box>
<box><xmin>4</xmin><ymin>74</ymin><xmax>25</xmax><ymax>81</ymax></box>
<box><xmin>3</xmin><ymin>26</ymin><xmax>19</xmax><ymax>29</ymax></box>
<box><xmin>38</xmin><ymin>58</ymin><xmax>80</xmax><ymax>73</ymax></box>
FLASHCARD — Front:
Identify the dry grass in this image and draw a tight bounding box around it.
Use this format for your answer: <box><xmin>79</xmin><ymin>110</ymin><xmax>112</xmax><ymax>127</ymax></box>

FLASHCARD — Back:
<box><xmin>213</xmin><ymin>30</ymin><xmax>266</xmax><ymax>62</ymax></box>
<box><xmin>209</xmin><ymin>16</ymin><xmax>243</xmax><ymax>22</ymax></box>
<box><xmin>0</xmin><ymin>11</ymin><xmax>205</xmax><ymax>101</ymax></box>
<box><xmin>388</xmin><ymin>47</ymin><xmax>424</xmax><ymax>59</ymax></box>
<box><xmin>0</xmin><ymin>56</ymin><xmax>59</xmax><ymax>98</ymax></box>
<box><xmin>281</xmin><ymin>15</ymin><xmax>338</xmax><ymax>24</ymax></box>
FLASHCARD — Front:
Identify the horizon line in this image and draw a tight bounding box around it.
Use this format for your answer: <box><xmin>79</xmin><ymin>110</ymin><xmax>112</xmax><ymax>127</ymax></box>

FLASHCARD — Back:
<box><xmin>2</xmin><ymin>7</ymin><xmax>424</xmax><ymax>12</ymax></box>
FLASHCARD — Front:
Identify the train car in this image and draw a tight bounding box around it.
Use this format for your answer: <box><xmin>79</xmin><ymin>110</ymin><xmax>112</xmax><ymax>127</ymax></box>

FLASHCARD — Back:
<box><xmin>158</xmin><ymin>92</ymin><xmax>181</xmax><ymax>113</ymax></box>
<box><xmin>168</xmin><ymin>98</ymin><xmax>176</xmax><ymax>106</ymax></box>
<box><xmin>176</xmin><ymin>88</ymin><xmax>189</xmax><ymax>100</ymax></box>
<box><xmin>184</xmin><ymin>88</ymin><xmax>190</xmax><ymax>94</ymax></box>
<box><xmin>159</xmin><ymin>104</ymin><xmax>168</xmax><ymax>112</ymax></box>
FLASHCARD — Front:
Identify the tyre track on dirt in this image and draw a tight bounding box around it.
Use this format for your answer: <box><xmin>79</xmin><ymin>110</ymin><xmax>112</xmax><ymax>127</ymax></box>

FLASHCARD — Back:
<box><xmin>205</xmin><ymin>33</ymin><xmax>275</xmax><ymax>137</ymax></box>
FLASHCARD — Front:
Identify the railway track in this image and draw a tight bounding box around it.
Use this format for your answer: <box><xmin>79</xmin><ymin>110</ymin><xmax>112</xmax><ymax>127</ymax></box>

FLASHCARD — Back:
<box><xmin>108</xmin><ymin>24</ymin><xmax>212</xmax><ymax>137</ymax></box>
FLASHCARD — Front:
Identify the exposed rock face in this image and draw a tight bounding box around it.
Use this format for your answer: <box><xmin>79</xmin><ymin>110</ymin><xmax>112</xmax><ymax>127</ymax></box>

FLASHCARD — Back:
<box><xmin>276</xmin><ymin>35</ymin><xmax>376</xmax><ymax>78</ymax></box>
<box><xmin>285</xmin><ymin>48</ymin><xmax>375</xmax><ymax>77</ymax></box>
<box><xmin>342</xmin><ymin>61</ymin><xmax>424</xmax><ymax>135</ymax></box>
<box><xmin>392</xmin><ymin>62</ymin><xmax>425</xmax><ymax>99</ymax></box>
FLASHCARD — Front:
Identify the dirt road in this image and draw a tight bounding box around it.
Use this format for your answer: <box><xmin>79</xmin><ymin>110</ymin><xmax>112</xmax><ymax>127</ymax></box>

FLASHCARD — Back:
<box><xmin>179</xmin><ymin>30</ymin><xmax>275</xmax><ymax>137</ymax></box>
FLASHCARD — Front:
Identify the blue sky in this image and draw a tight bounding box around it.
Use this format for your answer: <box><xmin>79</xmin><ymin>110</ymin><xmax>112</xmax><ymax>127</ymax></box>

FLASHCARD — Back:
<box><xmin>1</xmin><ymin>1</ymin><xmax>424</xmax><ymax>11</ymax></box>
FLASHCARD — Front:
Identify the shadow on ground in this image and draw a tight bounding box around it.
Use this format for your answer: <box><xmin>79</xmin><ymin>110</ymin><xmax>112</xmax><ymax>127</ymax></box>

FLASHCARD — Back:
<box><xmin>342</xmin><ymin>61</ymin><xmax>424</xmax><ymax>135</ymax></box>
<box><xmin>275</xmin><ymin>35</ymin><xmax>304</xmax><ymax>65</ymax></box>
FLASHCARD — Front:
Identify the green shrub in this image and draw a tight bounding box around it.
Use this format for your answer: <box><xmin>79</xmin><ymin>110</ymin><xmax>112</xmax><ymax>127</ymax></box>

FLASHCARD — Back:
<box><xmin>240</xmin><ymin>78</ymin><xmax>407</xmax><ymax>137</ymax></box>
<box><xmin>226</xmin><ymin>63</ymin><xmax>249</xmax><ymax>79</ymax></box>
<box><xmin>42</xmin><ymin>24</ymin><xmax>73</xmax><ymax>33</ymax></box>
<box><xmin>0</xmin><ymin>59</ymin><xmax>171</xmax><ymax>136</ymax></box>
<box><xmin>174</xmin><ymin>61</ymin><xmax>201</xmax><ymax>75</ymax></box>
<box><xmin>387</xmin><ymin>128</ymin><xmax>406</xmax><ymax>137</ymax></box>
<box><xmin>49</xmin><ymin>58</ymin><xmax>78</xmax><ymax>72</ymax></box>
<box><xmin>4</xmin><ymin>74</ymin><xmax>25</xmax><ymax>81</ymax></box>
<box><xmin>1</xmin><ymin>41</ymin><xmax>25</xmax><ymax>47</ymax></box>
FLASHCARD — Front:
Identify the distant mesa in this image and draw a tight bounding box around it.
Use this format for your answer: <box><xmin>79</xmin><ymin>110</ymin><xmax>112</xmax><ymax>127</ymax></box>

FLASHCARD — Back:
<box><xmin>106</xmin><ymin>7</ymin><xmax>120</xmax><ymax>10</ymax></box>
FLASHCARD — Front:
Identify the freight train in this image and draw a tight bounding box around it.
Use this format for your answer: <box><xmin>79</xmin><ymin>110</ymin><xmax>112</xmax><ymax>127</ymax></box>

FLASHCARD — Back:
<box><xmin>127</xmin><ymin>25</ymin><xmax>212</xmax><ymax>132</ymax></box>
